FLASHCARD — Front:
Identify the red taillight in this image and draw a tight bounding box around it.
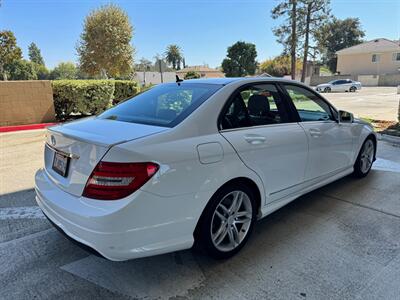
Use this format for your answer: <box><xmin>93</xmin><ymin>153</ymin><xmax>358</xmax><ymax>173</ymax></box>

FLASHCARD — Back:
<box><xmin>82</xmin><ymin>162</ymin><xmax>159</xmax><ymax>200</ymax></box>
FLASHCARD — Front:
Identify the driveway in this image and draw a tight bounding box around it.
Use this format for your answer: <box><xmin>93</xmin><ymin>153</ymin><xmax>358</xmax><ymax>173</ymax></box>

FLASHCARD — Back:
<box><xmin>1</xmin><ymin>130</ymin><xmax>400</xmax><ymax>299</ymax></box>
<box><xmin>321</xmin><ymin>87</ymin><xmax>399</xmax><ymax>122</ymax></box>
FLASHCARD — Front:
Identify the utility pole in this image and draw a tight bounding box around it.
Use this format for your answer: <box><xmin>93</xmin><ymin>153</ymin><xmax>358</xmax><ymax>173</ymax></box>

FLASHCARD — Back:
<box><xmin>158</xmin><ymin>59</ymin><xmax>164</xmax><ymax>83</ymax></box>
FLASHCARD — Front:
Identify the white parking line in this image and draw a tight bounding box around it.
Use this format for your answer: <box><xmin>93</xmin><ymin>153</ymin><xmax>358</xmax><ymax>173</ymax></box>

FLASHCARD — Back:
<box><xmin>372</xmin><ymin>158</ymin><xmax>400</xmax><ymax>173</ymax></box>
<box><xmin>61</xmin><ymin>253</ymin><xmax>205</xmax><ymax>299</ymax></box>
<box><xmin>0</xmin><ymin>206</ymin><xmax>45</xmax><ymax>220</ymax></box>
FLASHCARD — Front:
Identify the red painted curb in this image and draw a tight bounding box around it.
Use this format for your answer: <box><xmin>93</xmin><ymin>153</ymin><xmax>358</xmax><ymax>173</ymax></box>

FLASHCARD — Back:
<box><xmin>0</xmin><ymin>123</ymin><xmax>58</xmax><ymax>133</ymax></box>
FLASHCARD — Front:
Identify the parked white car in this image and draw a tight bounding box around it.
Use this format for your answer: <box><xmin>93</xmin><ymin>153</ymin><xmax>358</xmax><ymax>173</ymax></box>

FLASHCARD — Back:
<box><xmin>35</xmin><ymin>78</ymin><xmax>376</xmax><ymax>261</ymax></box>
<box><xmin>316</xmin><ymin>79</ymin><xmax>362</xmax><ymax>93</ymax></box>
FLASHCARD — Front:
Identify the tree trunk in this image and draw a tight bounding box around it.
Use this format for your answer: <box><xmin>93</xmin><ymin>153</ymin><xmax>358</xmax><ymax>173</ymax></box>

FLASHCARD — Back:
<box><xmin>301</xmin><ymin>3</ymin><xmax>312</xmax><ymax>83</ymax></box>
<box><xmin>290</xmin><ymin>0</ymin><xmax>297</xmax><ymax>80</ymax></box>
<box><xmin>0</xmin><ymin>64</ymin><xmax>7</xmax><ymax>81</ymax></box>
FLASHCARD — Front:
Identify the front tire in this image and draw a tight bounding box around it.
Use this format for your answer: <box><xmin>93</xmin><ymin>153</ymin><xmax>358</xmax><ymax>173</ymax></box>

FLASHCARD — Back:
<box><xmin>195</xmin><ymin>183</ymin><xmax>256</xmax><ymax>259</ymax></box>
<box><xmin>350</xmin><ymin>86</ymin><xmax>357</xmax><ymax>92</ymax></box>
<box><xmin>324</xmin><ymin>87</ymin><xmax>331</xmax><ymax>93</ymax></box>
<box><xmin>353</xmin><ymin>138</ymin><xmax>375</xmax><ymax>178</ymax></box>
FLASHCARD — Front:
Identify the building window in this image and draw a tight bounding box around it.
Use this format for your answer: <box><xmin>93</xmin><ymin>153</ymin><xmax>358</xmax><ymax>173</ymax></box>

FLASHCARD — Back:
<box><xmin>393</xmin><ymin>52</ymin><xmax>400</xmax><ymax>61</ymax></box>
<box><xmin>371</xmin><ymin>54</ymin><xmax>380</xmax><ymax>63</ymax></box>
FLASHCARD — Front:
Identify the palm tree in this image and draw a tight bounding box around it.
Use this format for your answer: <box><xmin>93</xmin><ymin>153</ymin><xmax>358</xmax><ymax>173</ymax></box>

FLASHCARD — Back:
<box><xmin>165</xmin><ymin>44</ymin><xmax>183</xmax><ymax>70</ymax></box>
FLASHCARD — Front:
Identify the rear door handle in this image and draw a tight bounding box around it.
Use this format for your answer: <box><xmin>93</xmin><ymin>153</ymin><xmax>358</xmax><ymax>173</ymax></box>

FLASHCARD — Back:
<box><xmin>309</xmin><ymin>128</ymin><xmax>322</xmax><ymax>138</ymax></box>
<box><xmin>244</xmin><ymin>135</ymin><xmax>266</xmax><ymax>145</ymax></box>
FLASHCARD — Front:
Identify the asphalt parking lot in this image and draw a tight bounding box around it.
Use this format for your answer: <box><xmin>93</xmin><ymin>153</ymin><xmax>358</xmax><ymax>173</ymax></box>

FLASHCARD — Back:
<box><xmin>321</xmin><ymin>86</ymin><xmax>399</xmax><ymax>122</ymax></box>
<box><xmin>1</xmin><ymin>129</ymin><xmax>400</xmax><ymax>300</ymax></box>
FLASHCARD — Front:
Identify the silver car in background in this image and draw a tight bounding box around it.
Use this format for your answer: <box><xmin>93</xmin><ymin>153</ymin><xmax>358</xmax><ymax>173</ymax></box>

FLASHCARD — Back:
<box><xmin>316</xmin><ymin>79</ymin><xmax>362</xmax><ymax>93</ymax></box>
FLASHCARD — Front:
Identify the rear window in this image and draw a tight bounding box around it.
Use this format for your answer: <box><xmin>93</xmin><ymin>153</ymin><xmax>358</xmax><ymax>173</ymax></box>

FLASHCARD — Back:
<box><xmin>98</xmin><ymin>83</ymin><xmax>222</xmax><ymax>127</ymax></box>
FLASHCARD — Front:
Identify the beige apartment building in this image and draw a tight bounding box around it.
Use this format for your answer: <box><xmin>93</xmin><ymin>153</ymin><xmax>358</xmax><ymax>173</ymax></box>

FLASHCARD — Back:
<box><xmin>336</xmin><ymin>38</ymin><xmax>400</xmax><ymax>76</ymax></box>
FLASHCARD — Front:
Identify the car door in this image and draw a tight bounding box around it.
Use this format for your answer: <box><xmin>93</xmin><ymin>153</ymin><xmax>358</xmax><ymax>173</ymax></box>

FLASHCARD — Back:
<box><xmin>331</xmin><ymin>80</ymin><xmax>344</xmax><ymax>92</ymax></box>
<box><xmin>344</xmin><ymin>79</ymin><xmax>353</xmax><ymax>91</ymax></box>
<box><xmin>282</xmin><ymin>84</ymin><xmax>354</xmax><ymax>182</ymax></box>
<box><xmin>219</xmin><ymin>83</ymin><xmax>308</xmax><ymax>202</ymax></box>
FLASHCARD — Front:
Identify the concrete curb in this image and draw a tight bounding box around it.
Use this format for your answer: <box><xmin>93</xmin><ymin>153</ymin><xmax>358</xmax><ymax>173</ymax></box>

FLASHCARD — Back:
<box><xmin>377</xmin><ymin>133</ymin><xmax>400</xmax><ymax>145</ymax></box>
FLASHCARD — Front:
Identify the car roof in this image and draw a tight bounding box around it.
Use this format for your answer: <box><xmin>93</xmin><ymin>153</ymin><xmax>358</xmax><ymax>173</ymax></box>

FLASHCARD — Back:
<box><xmin>181</xmin><ymin>77</ymin><xmax>303</xmax><ymax>86</ymax></box>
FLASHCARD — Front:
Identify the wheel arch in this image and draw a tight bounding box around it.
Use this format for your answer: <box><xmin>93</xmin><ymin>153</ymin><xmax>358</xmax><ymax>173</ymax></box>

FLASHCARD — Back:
<box><xmin>193</xmin><ymin>176</ymin><xmax>262</xmax><ymax>240</ymax></box>
<box><xmin>367</xmin><ymin>133</ymin><xmax>377</xmax><ymax>160</ymax></box>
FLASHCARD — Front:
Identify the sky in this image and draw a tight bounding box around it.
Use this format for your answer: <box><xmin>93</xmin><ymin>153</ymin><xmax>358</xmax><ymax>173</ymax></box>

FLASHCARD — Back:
<box><xmin>1</xmin><ymin>0</ymin><xmax>399</xmax><ymax>69</ymax></box>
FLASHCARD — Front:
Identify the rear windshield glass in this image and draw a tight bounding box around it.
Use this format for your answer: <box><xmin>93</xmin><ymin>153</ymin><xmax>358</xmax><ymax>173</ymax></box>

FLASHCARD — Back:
<box><xmin>98</xmin><ymin>83</ymin><xmax>222</xmax><ymax>127</ymax></box>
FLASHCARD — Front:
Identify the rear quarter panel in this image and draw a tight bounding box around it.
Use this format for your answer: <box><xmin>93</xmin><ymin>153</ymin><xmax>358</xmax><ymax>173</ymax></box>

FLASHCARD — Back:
<box><xmin>102</xmin><ymin>130</ymin><xmax>266</xmax><ymax>219</ymax></box>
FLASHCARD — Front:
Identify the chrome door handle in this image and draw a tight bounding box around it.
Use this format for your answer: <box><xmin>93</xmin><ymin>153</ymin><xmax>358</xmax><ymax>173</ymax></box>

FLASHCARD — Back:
<box><xmin>309</xmin><ymin>128</ymin><xmax>322</xmax><ymax>138</ymax></box>
<box><xmin>244</xmin><ymin>135</ymin><xmax>266</xmax><ymax>144</ymax></box>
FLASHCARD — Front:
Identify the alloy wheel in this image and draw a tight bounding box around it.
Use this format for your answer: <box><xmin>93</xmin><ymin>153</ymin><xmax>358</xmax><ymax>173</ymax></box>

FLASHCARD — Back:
<box><xmin>360</xmin><ymin>139</ymin><xmax>374</xmax><ymax>173</ymax></box>
<box><xmin>210</xmin><ymin>190</ymin><xmax>253</xmax><ymax>252</ymax></box>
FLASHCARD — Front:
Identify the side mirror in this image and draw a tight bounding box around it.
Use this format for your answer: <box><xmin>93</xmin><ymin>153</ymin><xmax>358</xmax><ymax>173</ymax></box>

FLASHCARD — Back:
<box><xmin>338</xmin><ymin>110</ymin><xmax>354</xmax><ymax>123</ymax></box>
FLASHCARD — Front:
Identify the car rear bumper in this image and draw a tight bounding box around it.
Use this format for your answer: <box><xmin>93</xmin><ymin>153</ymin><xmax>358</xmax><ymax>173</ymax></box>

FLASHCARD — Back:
<box><xmin>35</xmin><ymin>169</ymin><xmax>196</xmax><ymax>261</ymax></box>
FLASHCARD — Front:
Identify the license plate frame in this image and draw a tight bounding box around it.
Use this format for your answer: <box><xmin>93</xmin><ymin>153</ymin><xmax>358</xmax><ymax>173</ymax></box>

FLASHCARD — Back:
<box><xmin>52</xmin><ymin>151</ymin><xmax>70</xmax><ymax>177</ymax></box>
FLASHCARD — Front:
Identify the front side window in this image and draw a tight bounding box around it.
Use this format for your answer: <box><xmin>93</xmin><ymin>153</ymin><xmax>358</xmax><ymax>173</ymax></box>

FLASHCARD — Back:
<box><xmin>283</xmin><ymin>85</ymin><xmax>334</xmax><ymax>122</ymax></box>
<box><xmin>220</xmin><ymin>84</ymin><xmax>289</xmax><ymax>130</ymax></box>
<box><xmin>99</xmin><ymin>83</ymin><xmax>222</xmax><ymax>127</ymax></box>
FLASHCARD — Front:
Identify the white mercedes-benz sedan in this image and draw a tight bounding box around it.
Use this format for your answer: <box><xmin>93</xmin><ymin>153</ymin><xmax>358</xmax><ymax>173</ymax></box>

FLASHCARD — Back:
<box><xmin>35</xmin><ymin>78</ymin><xmax>376</xmax><ymax>261</ymax></box>
<box><xmin>316</xmin><ymin>79</ymin><xmax>362</xmax><ymax>93</ymax></box>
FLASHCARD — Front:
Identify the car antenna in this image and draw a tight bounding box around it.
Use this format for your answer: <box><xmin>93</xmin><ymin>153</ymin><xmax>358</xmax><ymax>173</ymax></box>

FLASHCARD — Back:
<box><xmin>176</xmin><ymin>75</ymin><xmax>183</xmax><ymax>85</ymax></box>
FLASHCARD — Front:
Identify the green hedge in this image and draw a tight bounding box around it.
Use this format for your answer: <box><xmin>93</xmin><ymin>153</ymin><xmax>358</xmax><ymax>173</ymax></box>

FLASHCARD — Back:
<box><xmin>52</xmin><ymin>80</ymin><xmax>140</xmax><ymax>118</ymax></box>
<box><xmin>113</xmin><ymin>80</ymin><xmax>140</xmax><ymax>105</ymax></box>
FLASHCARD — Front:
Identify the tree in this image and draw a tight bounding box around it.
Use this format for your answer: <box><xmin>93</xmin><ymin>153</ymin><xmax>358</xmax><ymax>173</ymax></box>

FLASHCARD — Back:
<box><xmin>165</xmin><ymin>44</ymin><xmax>183</xmax><ymax>70</ymax></box>
<box><xmin>28</xmin><ymin>42</ymin><xmax>45</xmax><ymax>66</ymax></box>
<box><xmin>260</xmin><ymin>55</ymin><xmax>302</xmax><ymax>77</ymax></box>
<box><xmin>272</xmin><ymin>0</ymin><xmax>300</xmax><ymax>79</ymax></box>
<box><xmin>50</xmin><ymin>62</ymin><xmax>78</xmax><ymax>79</ymax></box>
<box><xmin>138</xmin><ymin>57</ymin><xmax>152</xmax><ymax>85</ymax></box>
<box><xmin>221</xmin><ymin>41</ymin><xmax>258</xmax><ymax>77</ymax></box>
<box><xmin>298</xmin><ymin>0</ymin><xmax>330</xmax><ymax>82</ymax></box>
<box><xmin>77</xmin><ymin>4</ymin><xmax>135</xmax><ymax>78</ymax></box>
<box><xmin>33</xmin><ymin>63</ymin><xmax>49</xmax><ymax>80</ymax></box>
<box><xmin>138</xmin><ymin>58</ymin><xmax>152</xmax><ymax>71</ymax></box>
<box><xmin>315</xmin><ymin>17</ymin><xmax>365</xmax><ymax>72</ymax></box>
<box><xmin>0</xmin><ymin>30</ymin><xmax>22</xmax><ymax>80</ymax></box>
<box><xmin>6</xmin><ymin>59</ymin><xmax>37</xmax><ymax>80</ymax></box>
<box><xmin>184</xmin><ymin>71</ymin><xmax>200</xmax><ymax>79</ymax></box>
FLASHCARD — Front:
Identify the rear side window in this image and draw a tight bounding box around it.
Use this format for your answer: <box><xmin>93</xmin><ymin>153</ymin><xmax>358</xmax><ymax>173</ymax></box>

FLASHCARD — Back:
<box><xmin>220</xmin><ymin>84</ymin><xmax>289</xmax><ymax>130</ymax></box>
<box><xmin>283</xmin><ymin>84</ymin><xmax>334</xmax><ymax>122</ymax></box>
<box><xmin>99</xmin><ymin>83</ymin><xmax>222</xmax><ymax>127</ymax></box>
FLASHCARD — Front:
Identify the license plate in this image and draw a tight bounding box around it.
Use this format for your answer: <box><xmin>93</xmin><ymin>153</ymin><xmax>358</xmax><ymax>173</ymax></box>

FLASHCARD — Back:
<box><xmin>52</xmin><ymin>151</ymin><xmax>70</xmax><ymax>177</ymax></box>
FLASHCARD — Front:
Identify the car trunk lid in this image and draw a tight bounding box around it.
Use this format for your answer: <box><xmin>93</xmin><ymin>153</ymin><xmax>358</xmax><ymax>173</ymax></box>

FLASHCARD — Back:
<box><xmin>44</xmin><ymin>118</ymin><xmax>168</xmax><ymax>197</ymax></box>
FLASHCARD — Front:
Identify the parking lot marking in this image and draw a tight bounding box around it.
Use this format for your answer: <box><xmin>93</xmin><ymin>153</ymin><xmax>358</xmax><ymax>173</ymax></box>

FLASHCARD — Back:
<box><xmin>372</xmin><ymin>158</ymin><xmax>400</xmax><ymax>173</ymax></box>
<box><xmin>0</xmin><ymin>206</ymin><xmax>45</xmax><ymax>220</ymax></box>
<box><xmin>61</xmin><ymin>252</ymin><xmax>205</xmax><ymax>299</ymax></box>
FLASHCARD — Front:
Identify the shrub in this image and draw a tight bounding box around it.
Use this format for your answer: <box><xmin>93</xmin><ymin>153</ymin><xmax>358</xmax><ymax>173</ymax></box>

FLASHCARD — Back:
<box><xmin>113</xmin><ymin>80</ymin><xmax>140</xmax><ymax>104</ymax></box>
<box><xmin>184</xmin><ymin>71</ymin><xmax>200</xmax><ymax>79</ymax></box>
<box><xmin>52</xmin><ymin>80</ymin><xmax>114</xmax><ymax>117</ymax></box>
<box><xmin>140</xmin><ymin>84</ymin><xmax>155</xmax><ymax>93</ymax></box>
<box><xmin>52</xmin><ymin>80</ymin><xmax>140</xmax><ymax>118</ymax></box>
<box><xmin>259</xmin><ymin>55</ymin><xmax>302</xmax><ymax>77</ymax></box>
<box><xmin>50</xmin><ymin>62</ymin><xmax>78</xmax><ymax>80</ymax></box>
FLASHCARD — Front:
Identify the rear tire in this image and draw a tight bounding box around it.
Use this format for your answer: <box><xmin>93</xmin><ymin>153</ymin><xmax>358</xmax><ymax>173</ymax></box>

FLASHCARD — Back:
<box><xmin>353</xmin><ymin>137</ymin><xmax>375</xmax><ymax>178</ymax></box>
<box><xmin>194</xmin><ymin>183</ymin><xmax>256</xmax><ymax>259</ymax></box>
